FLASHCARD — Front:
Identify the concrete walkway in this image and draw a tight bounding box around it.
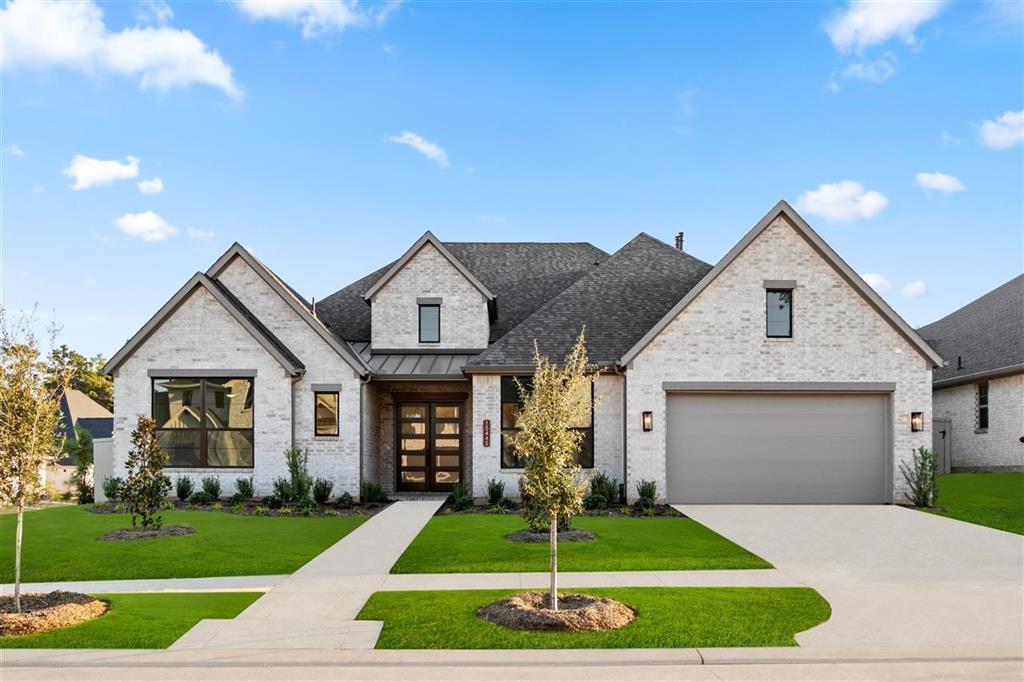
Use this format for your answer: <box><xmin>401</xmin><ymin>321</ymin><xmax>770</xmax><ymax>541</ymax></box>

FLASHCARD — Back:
<box><xmin>170</xmin><ymin>500</ymin><xmax>444</xmax><ymax>651</ymax></box>
<box><xmin>0</xmin><ymin>575</ymin><xmax>286</xmax><ymax>596</ymax></box>
<box><xmin>677</xmin><ymin>504</ymin><xmax>1024</xmax><ymax>653</ymax></box>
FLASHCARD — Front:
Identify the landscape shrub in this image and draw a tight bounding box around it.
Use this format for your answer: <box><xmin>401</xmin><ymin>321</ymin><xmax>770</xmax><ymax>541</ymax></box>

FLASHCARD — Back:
<box><xmin>188</xmin><ymin>490</ymin><xmax>215</xmax><ymax>505</ymax></box>
<box><xmin>234</xmin><ymin>476</ymin><xmax>254</xmax><ymax>500</ymax></box>
<box><xmin>446</xmin><ymin>482</ymin><xmax>474</xmax><ymax>511</ymax></box>
<box><xmin>589</xmin><ymin>471</ymin><xmax>620</xmax><ymax>505</ymax></box>
<box><xmin>174</xmin><ymin>476</ymin><xmax>194</xmax><ymax>502</ymax></box>
<box><xmin>584</xmin><ymin>492</ymin><xmax>608</xmax><ymax>510</ymax></box>
<box><xmin>121</xmin><ymin>417</ymin><xmax>172</xmax><ymax>529</ymax></box>
<box><xmin>336</xmin><ymin>491</ymin><xmax>354</xmax><ymax>509</ymax></box>
<box><xmin>264</xmin><ymin>494</ymin><xmax>283</xmax><ymax>510</ymax></box>
<box><xmin>200</xmin><ymin>476</ymin><xmax>221</xmax><ymax>499</ymax></box>
<box><xmin>360</xmin><ymin>481</ymin><xmax>387</xmax><ymax>504</ymax></box>
<box><xmin>313</xmin><ymin>477</ymin><xmax>334</xmax><ymax>505</ymax></box>
<box><xmin>900</xmin><ymin>446</ymin><xmax>939</xmax><ymax>508</ymax></box>
<box><xmin>102</xmin><ymin>476</ymin><xmax>123</xmax><ymax>502</ymax></box>
<box><xmin>486</xmin><ymin>478</ymin><xmax>505</xmax><ymax>506</ymax></box>
<box><xmin>636</xmin><ymin>480</ymin><xmax>657</xmax><ymax>509</ymax></box>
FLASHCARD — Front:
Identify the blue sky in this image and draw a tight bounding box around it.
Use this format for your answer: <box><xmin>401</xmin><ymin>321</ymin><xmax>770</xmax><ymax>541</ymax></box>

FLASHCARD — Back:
<box><xmin>2</xmin><ymin>0</ymin><xmax>1022</xmax><ymax>358</ymax></box>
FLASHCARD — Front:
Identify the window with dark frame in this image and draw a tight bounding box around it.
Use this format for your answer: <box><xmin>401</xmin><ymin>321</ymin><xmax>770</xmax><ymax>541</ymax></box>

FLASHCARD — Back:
<box><xmin>315</xmin><ymin>391</ymin><xmax>339</xmax><ymax>437</ymax></box>
<box><xmin>419</xmin><ymin>304</ymin><xmax>440</xmax><ymax>343</ymax></box>
<box><xmin>766</xmin><ymin>288</ymin><xmax>793</xmax><ymax>338</ymax></box>
<box><xmin>499</xmin><ymin>376</ymin><xmax>594</xmax><ymax>470</ymax></box>
<box><xmin>152</xmin><ymin>377</ymin><xmax>254</xmax><ymax>468</ymax></box>
<box><xmin>977</xmin><ymin>382</ymin><xmax>989</xmax><ymax>430</ymax></box>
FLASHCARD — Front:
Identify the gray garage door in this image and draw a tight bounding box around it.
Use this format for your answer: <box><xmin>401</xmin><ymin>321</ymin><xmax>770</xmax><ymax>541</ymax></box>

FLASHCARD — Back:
<box><xmin>666</xmin><ymin>393</ymin><xmax>888</xmax><ymax>504</ymax></box>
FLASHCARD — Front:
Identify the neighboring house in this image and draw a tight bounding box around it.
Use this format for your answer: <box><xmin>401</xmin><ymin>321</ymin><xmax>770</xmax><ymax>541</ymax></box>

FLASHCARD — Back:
<box><xmin>46</xmin><ymin>388</ymin><xmax>113</xmax><ymax>493</ymax></box>
<box><xmin>918</xmin><ymin>275</ymin><xmax>1024</xmax><ymax>472</ymax></box>
<box><xmin>103</xmin><ymin>201</ymin><xmax>941</xmax><ymax>503</ymax></box>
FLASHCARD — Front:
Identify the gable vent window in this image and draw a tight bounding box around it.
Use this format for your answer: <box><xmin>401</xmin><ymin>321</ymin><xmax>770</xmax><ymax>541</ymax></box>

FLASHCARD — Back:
<box><xmin>977</xmin><ymin>382</ymin><xmax>989</xmax><ymax>431</ymax></box>
<box><xmin>419</xmin><ymin>304</ymin><xmax>440</xmax><ymax>343</ymax></box>
<box><xmin>766</xmin><ymin>289</ymin><xmax>793</xmax><ymax>338</ymax></box>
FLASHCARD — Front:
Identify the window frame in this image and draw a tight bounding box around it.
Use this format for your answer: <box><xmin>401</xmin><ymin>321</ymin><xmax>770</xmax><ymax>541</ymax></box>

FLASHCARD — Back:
<box><xmin>314</xmin><ymin>391</ymin><xmax>340</xmax><ymax>437</ymax></box>
<box><xmin>418</xmin><ymin>303</ymin><xmax>441</xmax><ymax>344</ymax></box>
<box><xmin>151</xmin><ymin>377</ymin><xmax>255</xmax><ymax>469</ymax></box>
<box><xmin>977</xmin><ymin>382</ymin><xmax>989</xmax><ymax>431</ymax></box>
<box><xmin>765</xmin><ymin>288</ymin><xmax>793</xmax><ymax>339</ymax></box>
<box><xmin>499</xmin><ymin>375</ymin><xmax>594</xmax><ymax>470</ymax></box>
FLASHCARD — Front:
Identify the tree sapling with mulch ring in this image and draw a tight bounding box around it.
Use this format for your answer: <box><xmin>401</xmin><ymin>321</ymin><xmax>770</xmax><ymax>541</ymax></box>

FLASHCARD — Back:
<box><xmin>476</xmin><ymin>591</ymin><xmax>635</xmax><ymax>632</ymax></box>
<box><xmin>0</xmin><ymin>591</ymin><xmax>109</xmax><ymax>637</ymax></box>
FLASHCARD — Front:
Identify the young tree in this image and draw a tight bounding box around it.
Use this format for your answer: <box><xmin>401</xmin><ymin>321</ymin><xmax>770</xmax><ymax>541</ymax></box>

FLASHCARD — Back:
<box><xmin>508</xmin><ymin>331</ymin><xmax>596</xmax><ymax>611</ymax></box>
<box><xmin>0</xmin><ymin>310</ymin><xmax>73</xmax><ymax>612</ymax></box>
<box><xmin>46</xmin><ymin>344</ymin><xmax>113</xmax><ymax>411</ymax></box>
<box><xmin>65</xmin><ymin>424</ymin><xmax>95</xmax><ymax>503</ymax></box>
<box><xmin>121</xmin><ymin>416</ymin><xmax>171</xmax><ymax>529</ymax></box>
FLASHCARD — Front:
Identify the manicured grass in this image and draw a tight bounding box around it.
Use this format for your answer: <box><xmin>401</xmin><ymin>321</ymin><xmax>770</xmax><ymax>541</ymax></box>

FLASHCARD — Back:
<box><xmin>390</xmin><ymin>514</ymin><xmax>771</xmax><ymax>573</ymax></box>
<box><xmin>0</xmin><ymin>506</ymin><xmax>365</xmax><ymax>582</ymax></box>
<box><xmin>928</xmin><ymin>473</ymin><xmax>1024</xmax><ymax>535</ymax></box>
<box><xmin>0</xmin><ymin>592</ymin><xmax>261</xmax><ymax>649</ymax></box>
<box><xmin>358</xmin><ymin>587</ymin><xmax>830</xmax><ymax>648</ymax></box>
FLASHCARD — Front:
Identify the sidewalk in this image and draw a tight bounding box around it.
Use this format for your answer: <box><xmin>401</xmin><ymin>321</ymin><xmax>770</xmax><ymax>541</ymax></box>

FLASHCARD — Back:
<box><xmin>0</xmin><ymin>575</ymin><xmax>286</xmax><ymax>595</ymax></box>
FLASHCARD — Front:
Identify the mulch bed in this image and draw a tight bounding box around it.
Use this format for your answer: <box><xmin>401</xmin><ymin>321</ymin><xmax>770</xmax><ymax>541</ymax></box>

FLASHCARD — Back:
<box><xmin>88</xmin><ymin>501</ymin><xmax>391</xmax><ymax>518</ymax></box>
<box><xmin>447</xmin><ymin>503</ymin><xmax>683</xmax><ymax>519</ymax></box>
<box><xmin>477</xmin><ymin>591</ymin><xmax>635</xmax><ymax>632</ymax></box>
<box><xmin>1</xmin><ymin>591</ymin><xmax>109</xmax><ymax>637</ymax></box>
<box><xmin>505</xmin><ymin>528</ymin><xmax>596</xmax><ymax>543</ymax></box>
<box><xmin>97</xmin><ymin>525</ymin><xmax>195</xmax><ymax>541</ymax></box>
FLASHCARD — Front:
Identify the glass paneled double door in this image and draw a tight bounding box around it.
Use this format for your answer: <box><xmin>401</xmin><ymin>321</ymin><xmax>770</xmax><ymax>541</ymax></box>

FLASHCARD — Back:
<box><xmin>396</xmin><ymin>401</ymin><xmax>463</xmax><ymax>491</ymax></box>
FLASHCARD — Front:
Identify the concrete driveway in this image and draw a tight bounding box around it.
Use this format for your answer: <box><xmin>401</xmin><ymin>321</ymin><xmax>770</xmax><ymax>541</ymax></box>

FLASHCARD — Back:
<box><xmin>676</xmin><ymin>505</ymin><xmax>1024</xmax><ymax>653</ymax></box>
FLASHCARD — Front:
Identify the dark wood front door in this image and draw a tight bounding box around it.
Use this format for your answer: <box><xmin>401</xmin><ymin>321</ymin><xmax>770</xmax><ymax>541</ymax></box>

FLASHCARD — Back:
<box><xmin>396</xmin><ymin>401</ymin><xmax>464</xmax><ymax>492</ymax></box>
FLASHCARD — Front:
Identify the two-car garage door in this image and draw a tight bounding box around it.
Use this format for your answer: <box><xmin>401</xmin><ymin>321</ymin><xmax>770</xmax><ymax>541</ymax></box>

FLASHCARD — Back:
<box><xmin>666</xmin><ymin>392</ymin><xmax>889</xmax><ymax>504</ymax></box>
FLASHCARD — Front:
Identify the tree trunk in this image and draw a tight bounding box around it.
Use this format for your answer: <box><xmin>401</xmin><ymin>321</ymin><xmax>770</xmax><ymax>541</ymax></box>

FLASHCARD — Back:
<box><xmin>15</xmin><ymin>498</ymin><xmax>24</xmax><ymax>613</ymax></box>
<box><xmin>549</xmin><ymin>516</ymin><xmax>558</xmax><ymax>611</ymax></box>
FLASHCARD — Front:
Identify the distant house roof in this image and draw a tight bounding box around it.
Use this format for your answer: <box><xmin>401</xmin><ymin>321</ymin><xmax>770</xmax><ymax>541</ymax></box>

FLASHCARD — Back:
<box><xmin>917</xmin><ymin>274</ymin><xmax>1024</xmax><ymax>387</ymax></box>
<box><xmin>317</xmin><ymin>241</ymin><xmax>608</xmax><ymax>343</ymax></box>
<box><xmin>467</xmin><ymin>233</ymin><xmax>713</xmax><ymax>368</ymax></box>
<box><xmin>58</xmin><ymin>389</ymin><xmax>113</xmax><ymax>463</ymax></box>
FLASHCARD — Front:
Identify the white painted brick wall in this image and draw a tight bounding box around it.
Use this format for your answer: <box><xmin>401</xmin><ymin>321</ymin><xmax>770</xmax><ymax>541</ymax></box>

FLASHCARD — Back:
<box><xmin>626</xmin><ymin>216</ymin><xmax>933</xmax><ymax>502</ymax></box>
<box><xmin>934</xmin><ymin>374</ymin><xmax>1024</xmax><ymax>469</ymax></box>
<box><xmin>370</xmin><ymin>242</ymin><xmax>490</xmax><ymax>350</ymax></box>
<box><xmin>217</xmin><ymin>257</ymin><xmax>364</xmax><ymax>494</ymax></box>
<box><xmin>471</xmin><ymin>373</ymin><xmax>625</xmax><ymax>498</ymax></box>
<box><xmin>111</xmin><ymin>287</ymin><xmax>294</xmax><ymax>497</ymax></box>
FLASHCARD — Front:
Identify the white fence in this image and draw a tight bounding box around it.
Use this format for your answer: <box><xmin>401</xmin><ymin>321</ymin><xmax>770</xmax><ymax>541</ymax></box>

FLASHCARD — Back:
<box><xmin>93</xmin><ymin>437</ymin><xmax>113</xmax><ymax>503</ymax></box>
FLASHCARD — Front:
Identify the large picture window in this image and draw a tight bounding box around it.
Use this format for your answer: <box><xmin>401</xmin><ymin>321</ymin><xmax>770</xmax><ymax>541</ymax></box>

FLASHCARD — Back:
<box><xmin>500</xmin><ymin>376</ymin><xmax>593</xmax><ymax>470</ymax></box>
<box><xmin>152</xmin><ymin>377</ymin><xmax>254</xmax><ymax>468</ymax></box>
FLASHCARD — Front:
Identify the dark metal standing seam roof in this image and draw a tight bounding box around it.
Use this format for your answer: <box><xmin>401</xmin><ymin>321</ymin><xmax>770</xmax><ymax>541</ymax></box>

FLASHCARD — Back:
<box><xmin>917</xmin><ymin>273</ymin><xmax>1024</xmax><ymax>385</ymax></box>
<box><xmin>349</xmin><ymin>342</ymin><xmax>476</xmax><ymax>379</ymax></box>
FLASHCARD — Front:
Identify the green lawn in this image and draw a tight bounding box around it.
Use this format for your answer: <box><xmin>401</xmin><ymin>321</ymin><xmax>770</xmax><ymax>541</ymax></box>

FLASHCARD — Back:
<box><xmin>358</xmin><ymin>587</ymin><xmax>830</xmax><ymax>648</ymax></box>
<box><xmin>929</xmin><ymin>473</ymin><xmax>1024</xmax><ymax>535</ymax></box>
<box><xmin>390</xmin><ymin>515</ymin><xmax>771</xmax><ymax>573</ymax></box>
<box><xmin>1</xmin><ymin>592</ymin><xmax>261</xmax><ymax>648</ymax></box>
<box><xmin>0</xmin><ymin>506</ymin><xmax>365</xmax><ymax>582</ymax></box>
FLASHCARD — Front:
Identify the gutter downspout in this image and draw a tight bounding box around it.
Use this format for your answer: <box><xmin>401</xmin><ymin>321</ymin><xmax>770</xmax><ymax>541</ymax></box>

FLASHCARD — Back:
<box><xmin>614</xmin><ymin>364</ymin><xmax>627</xmax><ymax>504</ymax></box>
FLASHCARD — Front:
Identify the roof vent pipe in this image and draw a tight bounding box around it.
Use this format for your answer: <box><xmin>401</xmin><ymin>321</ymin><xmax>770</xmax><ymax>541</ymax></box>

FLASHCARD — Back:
<box><xmin>674</xmin><ymin>232</ymin><xmax>685</xmax><ymax>251</ymax></box>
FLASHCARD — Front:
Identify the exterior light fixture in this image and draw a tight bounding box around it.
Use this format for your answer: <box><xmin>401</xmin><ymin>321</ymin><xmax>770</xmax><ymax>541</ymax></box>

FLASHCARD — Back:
<box><xmin>911</xmin><ymin>412</ymin><xmax>924</xmax><ymax>432</ymax></box>
<box><xmin>641</xmin><ymin>411</ymin><xmax>653</xmax><ymax>432</ymax></box>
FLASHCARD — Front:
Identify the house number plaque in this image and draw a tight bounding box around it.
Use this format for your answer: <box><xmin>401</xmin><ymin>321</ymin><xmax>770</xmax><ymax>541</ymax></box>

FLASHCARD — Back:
<box><xmin>482</xmin><ymin>419</ymin><xmax>491</xmax><ymax>448</ymax></box>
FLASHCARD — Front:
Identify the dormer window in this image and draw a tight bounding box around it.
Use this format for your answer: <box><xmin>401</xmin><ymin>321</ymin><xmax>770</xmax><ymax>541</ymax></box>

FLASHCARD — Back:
<box><xmin>418</xmin><ymin>302</ymin><xmax>440</xmax><ymax>343</ymax></box>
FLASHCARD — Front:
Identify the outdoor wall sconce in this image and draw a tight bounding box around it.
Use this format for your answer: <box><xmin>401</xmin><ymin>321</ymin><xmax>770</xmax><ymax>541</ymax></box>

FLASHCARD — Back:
<box><xmin>641</xmin><ymin>411</ymin><xmax>653</xmax><ymax>432</ymax></box>
<box><xmin>911</xmin><ymin>412</ymin><xmax>924</xmax><ymax>432</ymax></box>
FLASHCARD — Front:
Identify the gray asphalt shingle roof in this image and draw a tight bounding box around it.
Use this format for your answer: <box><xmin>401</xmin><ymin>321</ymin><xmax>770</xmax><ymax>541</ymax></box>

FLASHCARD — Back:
<box><xmin>917</xmin><ymin>274</ymin><xmax>1024</xmax><ymax>385</ymax></box>
<box><xmin>316</xmin><ymin>242</ymin><xmax>608</xmax><ymax>343</ymax></box>
<box><xmin>469</xmin><ymin>233</ymin><xmax>713</xmax><ymax>367</ymax></box>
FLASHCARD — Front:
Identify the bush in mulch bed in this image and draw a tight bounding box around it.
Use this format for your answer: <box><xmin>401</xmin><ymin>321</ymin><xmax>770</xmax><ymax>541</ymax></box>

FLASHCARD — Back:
<box><xmin>97</xmin><ymin>525</ymin><xmax>195</xmax><ymax>542</ymax></box>
<box><xmin>444</xmin><ymin>502</ymin><xmax>683</xmax><ymax>519</ymax></box>
<box><xmin>476</xmin><ymin>591</ymin><xmax>635</xmax><ymax>632</ymax></box>
<box><xmin>1</xmin><ymin>591</ymin><xmax>109</xmax><ymax>637</ymax></box>
<box><xmin>505</xmin><ymin>528</ymin><xmax>596</xmax><ymax>543</ymax></box>
<box><xmin>87</xmin><ymin>499</ymin><xmax>389</xmax><ymax>518</ymax></box>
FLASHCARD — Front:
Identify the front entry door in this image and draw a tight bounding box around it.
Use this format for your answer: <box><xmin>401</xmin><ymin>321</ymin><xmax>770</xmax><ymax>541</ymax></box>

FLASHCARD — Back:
<box><xmin>397</xmin><ymin>401</ymin><xmax>464</xmax><ymax>492</ymax></box>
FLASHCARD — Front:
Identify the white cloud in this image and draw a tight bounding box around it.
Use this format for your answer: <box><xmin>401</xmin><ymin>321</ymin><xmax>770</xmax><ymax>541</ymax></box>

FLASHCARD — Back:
<box><xmin>233</xmin><ymin>0</ymin><xmax>401</xmax><ymax>39</ymax></box>
<box><xmin>0</xmin><ymin>0</ymin><xmax>241</xmax><ymax>99</ymax></box>
<box><xmin>63</xmin><ymin>154</ymin><xmax>139</xmax><ymax>190</ymax></box>
<box><xmin>186</xmin><ymin>226</ymin><xmax>215</xmax><ymax>240</ymax></box>
<box><xmin>134</xmin><ymin>0</ymin><xmax>173</xmax><ymax>26</ymax></box>
<box><xmin>826</xmin><ymin>0</ymin><xmax>946</xmax><ymax>53</ymax></box>
<box><xmin>388</xmin><ymin>131</ymin><xmax>449</xmax><ymax>169</ymax></box>
<box><xmin>4</xmin><ymin>143</ymin><xmax>25</xmax><ymax>156</ymax></box>
<box><xmin>915</xmin><ymin>171</ymin><xmax>965</xmax><ymax>194</ymax></box>
<box><xmin>842</xmin><ymin>51</ymin><xmax>896</xmax><ymax>83</ymax></box>
<box><xmin>978</xmin><ymin>109</ymin><xmax>1024</xmax><ymax>150</ymax></box>
<box><xmin>114</xmin><ymin>210</ymin><xmax>177</xmax><ymax>241</ymax></box>
<box><xmin>796</xmin><ymin>180</ymin><xmax>889</xmax><ymax>222</ymax></box>
<box><xmin>137</xmin><ymin>177</ymin><xmax>165</xmax><ymax>194</ymax></box>
<box><xmin>861</xmin><ymin>273</ymin><xmax>891</xmax><ymax>293</ymax></box>
<box><xmin>940</xmin><ymin>131</ymin><xmax>960</xmax><ymax>145</ymax></box>
<box><xmin>902</xmin><ymin>280</ymin><xmax>927</xmax><ymax>298</ymax></box>
<box><xmin>825</xmin><ymin>72</ymin><xmax>841</xmax><ymax>92</ymax></box>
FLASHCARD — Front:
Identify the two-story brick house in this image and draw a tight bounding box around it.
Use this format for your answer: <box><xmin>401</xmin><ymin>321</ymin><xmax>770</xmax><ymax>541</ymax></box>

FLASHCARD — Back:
<box><xmin>103</xmin><ymin>201</ymin><xmax>943</xmax><ymax>503</ymax></box>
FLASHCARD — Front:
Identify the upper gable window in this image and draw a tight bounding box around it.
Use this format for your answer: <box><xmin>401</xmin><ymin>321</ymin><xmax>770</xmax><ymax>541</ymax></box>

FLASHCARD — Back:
<box><xmin>766</xmin><ymin>289</ymin><xmax>792</xmax><ymax>338</ymax></box>
<box><xmin>419</xmin><ymin>304</ymin><xmax>440</xmax><ymax>343</ymax></box>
